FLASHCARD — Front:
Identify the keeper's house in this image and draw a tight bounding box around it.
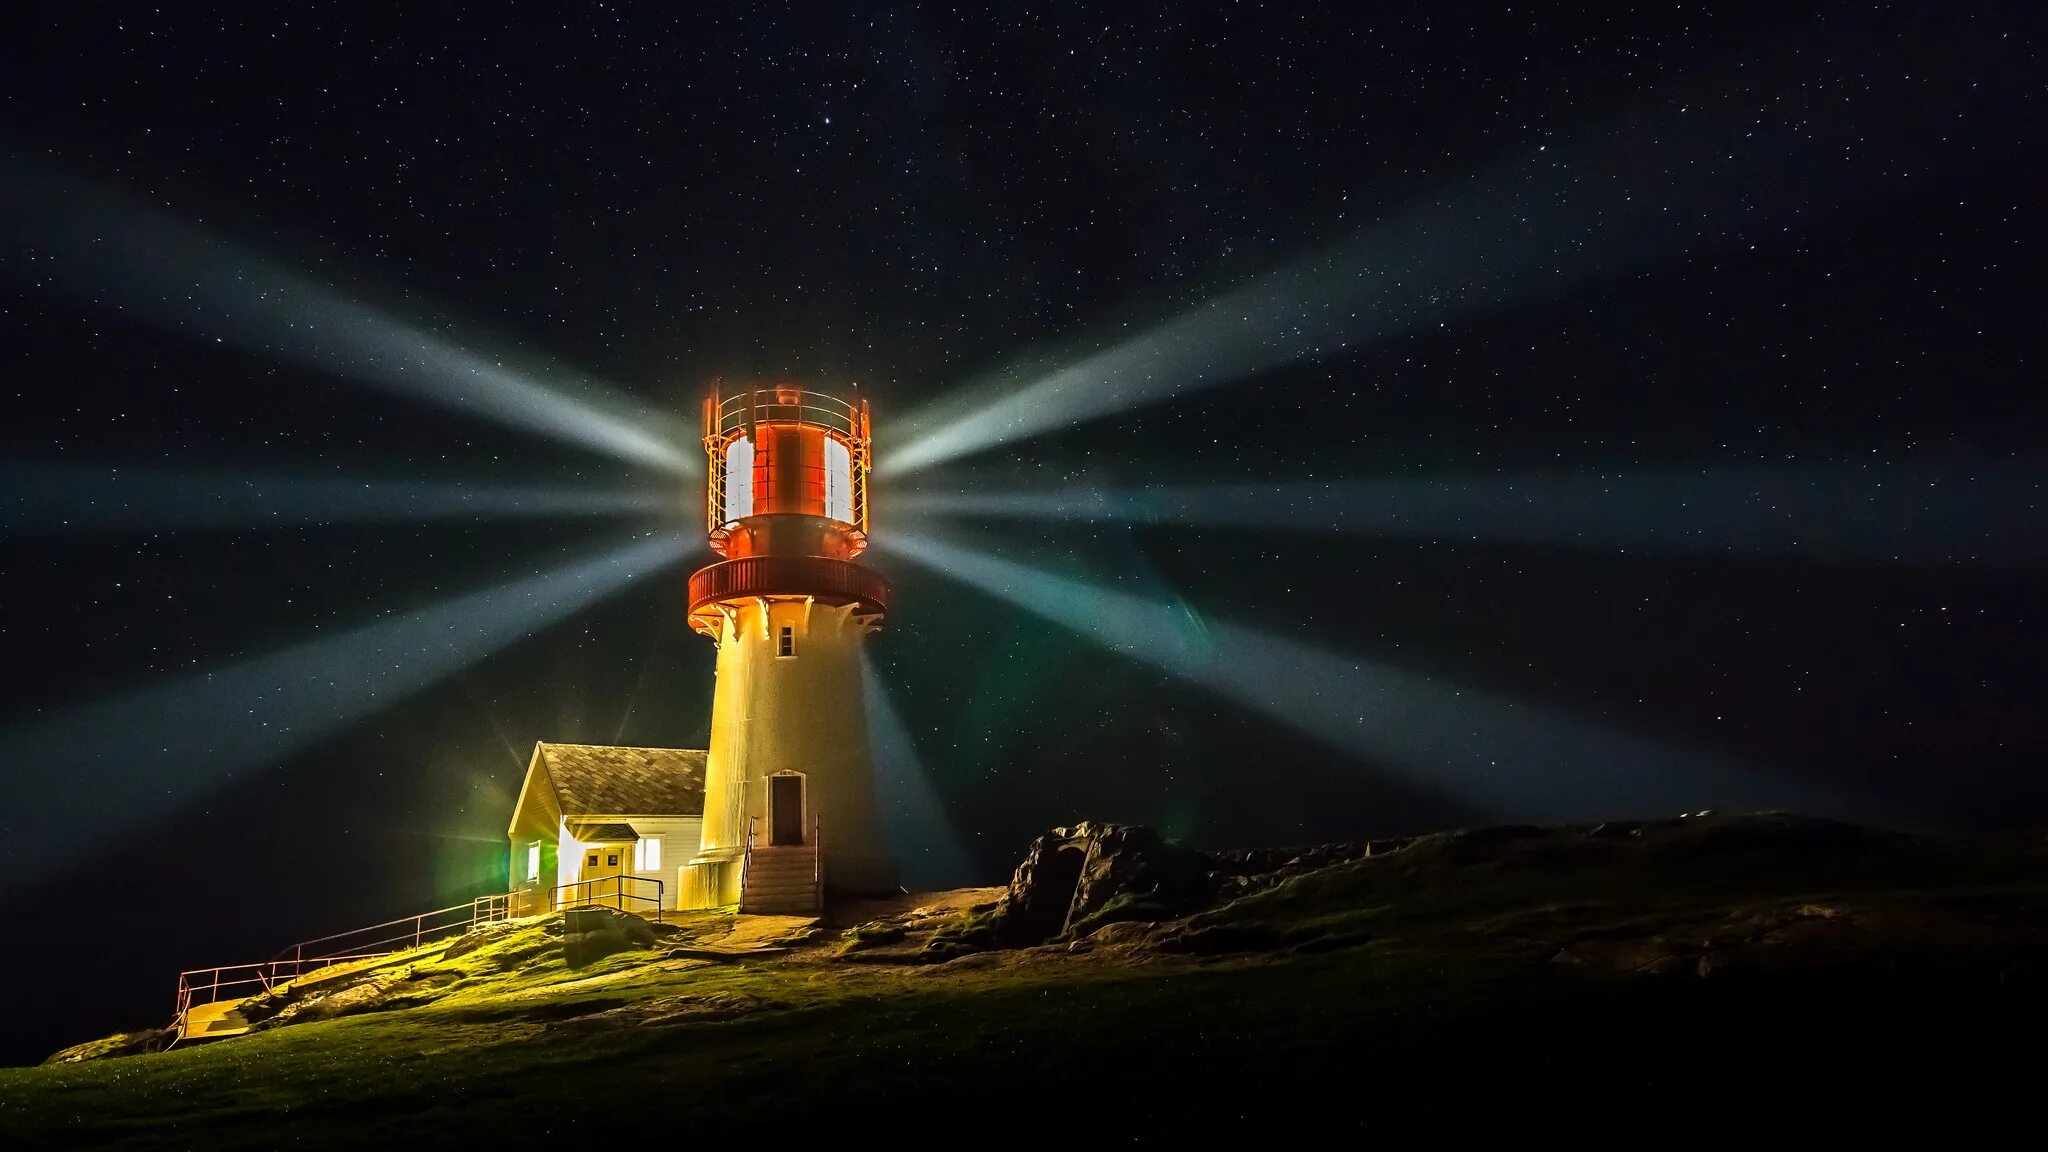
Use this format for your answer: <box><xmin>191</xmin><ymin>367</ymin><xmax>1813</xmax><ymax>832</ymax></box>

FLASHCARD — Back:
<box><xmin>505</xmin><ymin>743</ymin><xmax>706</xmax><ymax>916</ymax></box>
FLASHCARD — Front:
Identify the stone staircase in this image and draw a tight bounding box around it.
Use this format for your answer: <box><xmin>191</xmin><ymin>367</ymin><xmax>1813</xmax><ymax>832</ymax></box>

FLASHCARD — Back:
<box><xmin>740</xmin><ymin>844</ymin><xmax>822</xmax><ymax>915</ymax></box>
<box><xmin>178</xmin><ymin>1000</ymin><xmax>252</xmax><ymax>1042</ymax></box>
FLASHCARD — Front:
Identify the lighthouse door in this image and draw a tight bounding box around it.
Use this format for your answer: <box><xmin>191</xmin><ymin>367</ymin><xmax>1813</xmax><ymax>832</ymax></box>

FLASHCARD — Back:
<box><xmin>769</xmin><ymin>775</ymin><xmax>805</xmax><ymax>846</ymax></box>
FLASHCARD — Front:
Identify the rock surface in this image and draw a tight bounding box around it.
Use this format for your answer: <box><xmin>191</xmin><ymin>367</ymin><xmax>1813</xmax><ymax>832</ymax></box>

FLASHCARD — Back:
<box><xmin>563</xmin><ymin>907</ymin><xmax>661</xmax><ymax>967</ymax></box>
<box><xmin>42</xmin><ymin>1028</ymin><xmax>174</xmax><ymax>1065</ymax></box>
<box><xmin>991</xmin><ymin>821</ymin><xmax>1329</xmax><ymax>946</ymax></box>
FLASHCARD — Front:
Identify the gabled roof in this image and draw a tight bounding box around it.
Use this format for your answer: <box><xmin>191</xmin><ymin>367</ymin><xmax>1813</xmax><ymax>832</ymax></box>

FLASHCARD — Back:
<box><xmin>536</xmin><ymin>743</ymin><xmax>707</xmax><ymax>818</ymax></box>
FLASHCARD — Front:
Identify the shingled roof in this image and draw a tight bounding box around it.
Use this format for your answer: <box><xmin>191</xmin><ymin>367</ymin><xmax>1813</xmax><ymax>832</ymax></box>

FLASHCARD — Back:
<box><xmin>536</xmin><ymin>743</ymin><xmax>707</xmax><ymax>817</ymax></box>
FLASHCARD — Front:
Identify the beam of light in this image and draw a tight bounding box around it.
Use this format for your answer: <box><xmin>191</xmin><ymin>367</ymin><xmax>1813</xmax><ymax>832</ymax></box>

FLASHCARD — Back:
<box><xmin>893</xmin><ymin>458</ymin><xmax>2048</xmax><ymax>568</ymax></box>
<box><xmin>3</xmin><ymin>161</ymin><xmax>695</xmax><ymax>476</ymax></box>
<box><xmin>1</xmin><ymin>460</ymin><xmax>672</xmax><ymax>534</ymax></box>
<box><xmin>862</xmin><ymin>653</ymin><xmax>979</xmax><ymax>891</ymax></box>
<box><xmin>0</xmin><ymin>528</ymin><xmax>688</xmax><ymax>892</ymax></box>
<box><xmin>881</xmin><ymin>528</ymin><xmax>1874</xmax><ymax>828</ymax></box>
<box><xmin>882</xmin><ymin>21</ymin><xmax>2017</xmax><ymax>477</ymax></box>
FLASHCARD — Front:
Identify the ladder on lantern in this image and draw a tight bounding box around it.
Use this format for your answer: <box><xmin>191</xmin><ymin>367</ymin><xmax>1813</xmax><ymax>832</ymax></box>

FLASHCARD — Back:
<box><xmin>738</xmin><ymin>814</ymin><xmax>823</xmax><ymax>915</ymax></box>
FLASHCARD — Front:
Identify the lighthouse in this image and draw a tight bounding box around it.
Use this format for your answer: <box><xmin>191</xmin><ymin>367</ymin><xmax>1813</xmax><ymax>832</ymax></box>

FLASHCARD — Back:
<box><xmin>679</xmin><ymin>384</ymin><xmax>896</xmax><ymax>911</ymax></box>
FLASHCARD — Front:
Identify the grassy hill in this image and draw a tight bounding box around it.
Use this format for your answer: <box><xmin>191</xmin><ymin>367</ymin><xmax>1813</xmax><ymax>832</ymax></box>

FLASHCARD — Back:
<box><xmin>5</xmin><ymin>814</ymin><xmax>2045</xmax><ymax>1145</ymax></box>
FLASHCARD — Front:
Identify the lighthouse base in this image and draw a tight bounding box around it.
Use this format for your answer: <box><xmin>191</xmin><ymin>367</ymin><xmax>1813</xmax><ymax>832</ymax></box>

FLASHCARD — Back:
<box><xmin>824</xmin><ymin>853</ymin><xmax>900</xmax><ymax>897</ymax></box>
<box><xmin>680</xmin><ymin>850</ymin><xmax>745</xmax><ymax>909</ymax></box>
<box><xmin>680</xmin><ymin>848</ymin><xmax>899</xmax><ymax>911</ymax></box>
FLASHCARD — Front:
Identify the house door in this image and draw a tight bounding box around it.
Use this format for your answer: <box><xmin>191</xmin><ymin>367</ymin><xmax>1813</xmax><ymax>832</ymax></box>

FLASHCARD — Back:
<box><xmin>770</xmin><ymin>775</ymin><xmax>804</xmax><ymax>846</ymax></box>
<box><xmin>584</xmin><ymin>845</ymin><xmax>627</xmax><ymax>907</ymax></box>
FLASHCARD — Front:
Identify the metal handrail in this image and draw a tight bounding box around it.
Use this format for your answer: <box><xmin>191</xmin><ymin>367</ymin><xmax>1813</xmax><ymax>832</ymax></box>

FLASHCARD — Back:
<box><xmin>709</xmin><ymin>387</ymin><xmax>866</xmax><ymax>441</ymax></box>
<box><xmin>175</xmin><ymin>894</ymin><xmax>517</xmax><ymax>1034</ymax></box>
<box><xmin>473</xmin><ymin>893</ymin><xmax>512</xmax><ymax>923</ymax></box>
<box><xmin>273</xmin><ymin>899</ymin><xmax>491</xmax><ymax>966</ymax></box>
<box><xmin>548</xmin><ymin>874</ymin><xmax>665</xmax><ymax>924</ymax></box>
<box><xmin>741</xmin><ymin>814</ymin><xmax>758</xmax><ymax>906</ymax></box>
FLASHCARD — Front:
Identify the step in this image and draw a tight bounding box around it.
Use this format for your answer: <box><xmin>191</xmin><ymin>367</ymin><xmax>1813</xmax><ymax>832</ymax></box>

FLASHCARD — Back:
<box><xmin>179</xmin><ymin>1001</ymin><xmax>252</xmax><ymax>1041</ymax></box>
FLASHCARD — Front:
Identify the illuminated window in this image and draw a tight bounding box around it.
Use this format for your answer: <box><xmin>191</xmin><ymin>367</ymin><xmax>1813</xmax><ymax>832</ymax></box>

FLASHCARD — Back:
<box><xmin>635</xmin><ymin>837</ymin><xmax>662</xmax><ymax>872</ymax></box>
<box><xmin>777</xmin><ymin>625</ymin><xmax>795</xmax><ymax>657</ymax></box>
<box><xmin>824</xmin><ymin>435</ymin><xmax>853</xmax><ymax>523</ymax></box>
<box><xmin>724</xmin><ymin>436</ymin><xmax>755</xmax><ymax>522</ymax></box>
<box><xmin>525</xmin><ymin>843</ymin><xmax>541</xmax><ymax>884</ymax></box>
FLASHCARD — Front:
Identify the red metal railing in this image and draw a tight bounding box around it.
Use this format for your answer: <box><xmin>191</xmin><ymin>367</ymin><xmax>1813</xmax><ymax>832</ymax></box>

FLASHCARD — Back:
<box><xmin>687</xmin><ymin>554</ymin><xmax>889</xmax><ymax>615</ymax></box>
<box><xmin>173</xmin><ymin>894</ymin><xmax>512</xmax><ymax>1038</ymax></box>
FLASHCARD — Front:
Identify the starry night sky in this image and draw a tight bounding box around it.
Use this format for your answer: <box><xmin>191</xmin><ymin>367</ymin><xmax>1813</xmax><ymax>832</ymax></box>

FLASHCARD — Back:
<box><xmin>2</xmin><ymin>2</ymin><xmax>2043</xmax><ymax>1061</ymax></box>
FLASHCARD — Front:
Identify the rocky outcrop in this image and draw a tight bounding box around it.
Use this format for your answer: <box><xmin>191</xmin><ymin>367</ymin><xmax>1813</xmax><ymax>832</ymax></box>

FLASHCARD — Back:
<box><xmin>43</xmin><ymin>1028</ymin><xmax>174</xmax><ymax>1065</ymax></box>
<box><xmin>992</xmin><ymin>822</ymin><xmax>1223</xmax><ymax>945</ymax></box>
<box><xmin>1065</xmin><ymin>824</ymin><xmax>1213</xmax><ymax>933</ymax></box>
<box><xmin>986</xmin><ymin>822</ymin><xmax>1394</xmax><ymax>948</ymax></box>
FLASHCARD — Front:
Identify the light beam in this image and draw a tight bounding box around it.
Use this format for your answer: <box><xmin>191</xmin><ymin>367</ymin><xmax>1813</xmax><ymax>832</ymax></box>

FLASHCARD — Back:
<box><xmin>2</xmin><ymin>460</ymin><xmax>671</xmax><ymax>534</ymax></box>
<box><xmin>894</xmin><ymin>459</ymin><xmax>2048</xmax><ymax>568</ymax></box>
<box><xmin>884</xmin><ymin>21</ymin><xmax>2016</xmax><ymax>477</ymax></box>
<box><xmin>4</xmin><ymin>162</ymin><xmax>695</xmax><ymax>476</ymax></box>
<box><xmin>0</xmin><ymin>527</ymin><xmax>688</xmax><ymax>890</ymax></box>
<box><xmin>863</xmin><ymin>654</ymin><xmax>979</xmax><ymax>890</ymax></box>
<box><xmin>882</xmin><ymin>528</ymin><xmax>1870</xmax><ymax>826</ymax></box>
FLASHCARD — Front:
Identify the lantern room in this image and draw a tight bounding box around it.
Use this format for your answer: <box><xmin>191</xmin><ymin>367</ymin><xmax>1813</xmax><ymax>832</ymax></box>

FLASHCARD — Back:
<box><xmin>703</xmin><ymin>384</ymin><xmax>870</xmax><ymax>562</ymax></box>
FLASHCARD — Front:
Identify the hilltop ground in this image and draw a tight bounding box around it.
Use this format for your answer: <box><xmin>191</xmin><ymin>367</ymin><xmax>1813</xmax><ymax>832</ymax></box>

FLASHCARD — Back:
<box><xmin>4</xmin><ymin>813</ymin><xmax>2046</xmax><ymax>1146</ymax></box>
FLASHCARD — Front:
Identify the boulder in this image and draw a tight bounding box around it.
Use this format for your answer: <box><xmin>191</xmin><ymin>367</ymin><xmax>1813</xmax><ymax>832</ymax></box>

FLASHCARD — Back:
<box><xmin>1066</xmin><ymin>824</ymin><xmax>1211</xmax><ymax>933</ymax></box>
<box><xmin>994</xmin><ymin>822</ymin><xmax>1212</xmax><ymax>945</ymax></box>
<box><xmin>563</xmin><ymin>907</ymin><xmax>659</xmax><ymax>968</ymax></box>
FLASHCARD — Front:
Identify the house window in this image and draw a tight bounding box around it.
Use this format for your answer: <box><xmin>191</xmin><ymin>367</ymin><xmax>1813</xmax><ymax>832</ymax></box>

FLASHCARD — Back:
<box><xmin>777</xmin><ymin>625</ymin><xmax>795</xmax><ymax>657</ymax></box>
<box><xmin>635</xmin><ymin>837</ymin><xmax>662</xmax><ymax>872</ymax></box>
<box><xmin>606</xmin><ymin>853</ymin><xmax>620</xmax><ymax>868</ymax></box>
<box><xmin>525</xmin><ymin>843</ymin><xmax>541</xmax><ymax>884</ymax></box>
<box><xmin>587</xmin><ymin>852</ymin><xmax>600</xmax><ymax>868</ymax></box>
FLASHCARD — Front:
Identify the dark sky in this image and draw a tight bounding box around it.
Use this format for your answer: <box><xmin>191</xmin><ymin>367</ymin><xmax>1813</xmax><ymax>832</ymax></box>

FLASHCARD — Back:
<box><xmin>1</xmin><ymin>2</ymin><xmax>2043</xmax><ymax>1063</ymax></box>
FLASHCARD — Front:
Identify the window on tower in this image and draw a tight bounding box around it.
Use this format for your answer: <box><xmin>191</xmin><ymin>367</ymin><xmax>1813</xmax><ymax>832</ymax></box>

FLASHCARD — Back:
<box><xmin>777</xmin><ymin>625</ymin><xmax>796</xmax><ymax>657</ymax></box>
<box><xmin>723</xmin><ymin>435</ymin><xmax>755</xmax><ymax>522</ymax></box>
<box><xmin>824</xmin><ymin>434</ymin><xmax>853</xmax><ymax>523</ymax></box>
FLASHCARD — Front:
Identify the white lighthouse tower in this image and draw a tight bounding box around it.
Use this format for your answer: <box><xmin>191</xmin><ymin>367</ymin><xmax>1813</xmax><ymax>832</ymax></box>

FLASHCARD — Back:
<box><xmin>679</xmin><ymin>384</ymin><xmax>896</xmax><ymax>912</ymax></box>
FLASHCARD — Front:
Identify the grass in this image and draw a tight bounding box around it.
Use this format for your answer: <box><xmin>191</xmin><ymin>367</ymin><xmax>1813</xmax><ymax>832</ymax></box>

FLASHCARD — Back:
<box><xmin>5</xmin><ymin>815</ymin><xmax>2047</xmax><ymax>1144</ymax></box>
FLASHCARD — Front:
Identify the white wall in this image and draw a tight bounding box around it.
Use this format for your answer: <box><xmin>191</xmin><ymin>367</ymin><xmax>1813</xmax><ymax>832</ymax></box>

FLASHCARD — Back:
<box><xmin>555</xmin><ymin>820</ymin><xmax>580</xmax><ymax>889</ymax></box>
<box><xmin>628</xmin><ymin>817</ymin><xmax>701</xmax><ymax>909</ymax></box>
